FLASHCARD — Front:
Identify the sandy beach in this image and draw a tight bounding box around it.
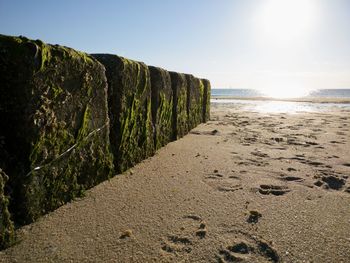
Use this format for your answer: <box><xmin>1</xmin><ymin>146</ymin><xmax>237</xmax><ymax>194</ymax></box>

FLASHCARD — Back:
<box><xmin>1</xmin><ymin>102</ymin><xmax>350</xmax><ymax>263</ymax></box>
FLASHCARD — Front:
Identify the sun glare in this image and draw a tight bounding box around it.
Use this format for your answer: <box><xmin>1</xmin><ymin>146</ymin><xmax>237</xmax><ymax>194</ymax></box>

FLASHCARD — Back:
<box><xmin>261</xmin><ymin>84</ymin><xmax>310</xmax><ymax>99</ymax></box>
<box><xmin>252</xmin><ymin>0</ymin><xmax>320</xmax><ymax>98</ymax></box>
<box><xmin>256</xmin><ymin>0</ymin><xmax>318</xmax><ymax>44</ymax></box>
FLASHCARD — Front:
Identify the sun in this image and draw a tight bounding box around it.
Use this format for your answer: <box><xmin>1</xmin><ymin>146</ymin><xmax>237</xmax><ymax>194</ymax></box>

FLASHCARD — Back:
<box><xmin>255</xmin><ymin>0</ymin><xmax>318</xmax><ymax>44</ymax></box>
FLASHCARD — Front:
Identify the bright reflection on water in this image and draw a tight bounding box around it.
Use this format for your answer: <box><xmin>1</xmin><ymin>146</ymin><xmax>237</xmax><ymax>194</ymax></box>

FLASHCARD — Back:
<box><xmin>260</xmin><ymin>87</ymin><xmax>311</xmax><ymax>99</ymax></box>
<box><xmin>211</xmin><ymin>99</ymin><xmax>350</xmax><ymax>114</ymax></box>
<box><xmin>251</xmin><ymin>101</ymin><xmax>315</xmax><ymax>113</ymax></box>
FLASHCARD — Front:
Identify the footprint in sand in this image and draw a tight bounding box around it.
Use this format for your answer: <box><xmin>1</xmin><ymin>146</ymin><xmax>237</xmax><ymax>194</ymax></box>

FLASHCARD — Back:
<box><xmin>217</xmin><ymin>185</ymin><xmax>243</xmax><ymax>193</ymax></box>
<box><xmin>314</xmin><ymin>169</ymin><xmax>348</xmax><ymax>189</ymax></box>
<box><xmin>190</xmin><ymin>129</ymin><xmax>220</xmax><ymax>136</ymax></box>
<box><xmin>247</xmin><ymin>211</ymin><xmax>262</xmax><ymax>224</ymax></box>
<box><xmin>205</xmin><ymin>173</ymin><xmax>225</xmax><ymax>179</ymax></box>
<box><xmin>315</xmin><ymin>146</ymin><xmax>325</xmax><ymax>149</ymax></box>
<box><xmin>271</xmin><ymin>137</ymin><xmax>284</xmax><ymax>143</ymax></box>
<box><xmin>250</xmin><ymin>151</ymin><xmax>269</xmax><ymax>158</ymax></box>
<box><xmin>183</xmin><ymin>215</ymin><xmax>208</xmax><ymax>239</ymax></box>
<box><xmin>242</xmin><ymin>136</ymin><xmax>258</xmax><ymax>144</ymax></box>
<box><xmin>161</xmin><ymin>215</ymin><xmax>207</xmax><ymax>255</ymax></box>
<box><xmin>336</xmin><ymin>131</ymin><xmax>346</xmax><ymax>136</ymax></box>
<box><xmin>203</xmin><ymin>170</ymin><xmax>243</xmax><ymax>193</ymax></box>
<box><xmin>286</xmin><ymin>139</ymin><xmax>320</xmax><ymax>148</ymax></box>
<box><xmin>258</xmin><ymin>185</ymin><xmax>291</xmax><ymax>196</ymax></box>
<box><xmin>228</xmin><ymin>175</ymin><xmax>241</xmax><ymax>180</ymax></box>
<box><xmin>215</xmin><ymin>231</ymin><xmax>280</xmax><ymax>263</ymax></box>
<box><xmin>314</xmin><ymin>174</ymin><xmax>346</xmax><ymax>190</ymax></box>
<box><xmin>237</xmin><ymin>159</ymin><xmax>269</xmax><ymax>167</ymax></box>
<box><xmin>279</xmin><ymin>175</ymin><xmax>304</xmax><ymax>182</ymax></box>
<box><xmin>161</xmin><ymin>235</ymin><xmax>193</xmax><ymax>254</ymax></box>
<box><xmin>305</xmin><ymin>160</ymin><xmax>324</xmax><ymax>167</ymax></box>
<box><xmin>276</xmin><ymin>156</ymin><xmax>326</xmax><ymax>168</ymax></box>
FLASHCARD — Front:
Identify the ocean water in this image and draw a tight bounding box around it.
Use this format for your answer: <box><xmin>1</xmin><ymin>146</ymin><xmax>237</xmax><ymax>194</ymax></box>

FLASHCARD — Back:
<box><xmin>211</xmin><ymin>89</ymin><xmax>350</xmax><ymax>113</ymax></box>
<box><xmin>211</xmin><ymin>89</ymin><xmax>265</xmax><ymax>97</ymax></box>
<box><xmin>211</xmin><ymin>89</ymin><xmax>350</xmax><ymax>98</ymax></box>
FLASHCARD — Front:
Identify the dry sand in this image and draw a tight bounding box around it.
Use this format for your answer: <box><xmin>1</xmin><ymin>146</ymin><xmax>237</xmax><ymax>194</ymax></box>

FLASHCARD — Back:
<box><xmin>1</xmin><ymin>103</ymin><xmax>350</xmax><ymax>263</ymax></box>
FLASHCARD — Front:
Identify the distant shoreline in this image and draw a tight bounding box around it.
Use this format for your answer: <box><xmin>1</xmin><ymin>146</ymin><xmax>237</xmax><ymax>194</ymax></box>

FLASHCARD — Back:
<box><xmin>211</xmin><ymin>96</ymin><xmax>350</xmax><ymax>104</ymax></box>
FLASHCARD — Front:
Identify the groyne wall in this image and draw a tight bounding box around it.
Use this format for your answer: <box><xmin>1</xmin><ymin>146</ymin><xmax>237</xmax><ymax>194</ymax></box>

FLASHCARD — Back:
<box><xmin>0</xmin><ymin>34</ymin><xmax>211</xmax><ymax>249</ymax></box>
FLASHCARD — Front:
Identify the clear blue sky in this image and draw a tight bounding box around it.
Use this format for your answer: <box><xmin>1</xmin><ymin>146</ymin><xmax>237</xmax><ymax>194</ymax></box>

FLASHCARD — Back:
<box><xmin>1</xmin><ymin>0</ymin><xmax>349</xmax><ymax>90</ymax></box>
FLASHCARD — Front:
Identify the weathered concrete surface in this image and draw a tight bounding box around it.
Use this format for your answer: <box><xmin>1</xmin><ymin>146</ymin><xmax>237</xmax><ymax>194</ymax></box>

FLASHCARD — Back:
<box><xmin>185</xmin><ymin>74</ymin><xmax>204</xmax><ymax>130</ymax></box>
<box><xmin>0</xmin><ymin>35</ymin><xmax>114</xmax><ymax>225</ymax></box>
<box><xmin>169</xmin><ymin>72</ymin><xmax>188</xmax><ymax>139</ymax></box>
<box><xmin>201</xmin><ymin>79</ymin><xmax>211</xmax><ymax>122</ymax></box>
<box><xmin>0</xmin><ymin>169</ymin><xmax>14</xmax><ymax>249</ymax></box>
<box><xmin>92</xmin><ymin>54</ymin><xmax>154</xmax><ymax>173</ymax></box>
<box><xmin>149</xmin><ymin>66</ymin><xmax>173</xmax><ymax>149</ymax></box>
<box><xmin>0</xmin><ymin>34</ymin><xmax>212</xmax><ymax>250</ymax></box>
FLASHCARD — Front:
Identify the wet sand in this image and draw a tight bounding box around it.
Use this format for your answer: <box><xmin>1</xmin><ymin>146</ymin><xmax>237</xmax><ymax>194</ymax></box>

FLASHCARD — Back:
<box><xmin>1</xmin><ymin>103</ymin><xmax>350</xmax><ymax>262</ymax></box>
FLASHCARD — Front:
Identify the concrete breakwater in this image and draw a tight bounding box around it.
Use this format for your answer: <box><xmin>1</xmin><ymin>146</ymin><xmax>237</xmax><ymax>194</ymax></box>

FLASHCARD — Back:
<box><xmin>0</xmin><ymin>34</ymin><xmax>210</xmax><ymax>249</ymax></box>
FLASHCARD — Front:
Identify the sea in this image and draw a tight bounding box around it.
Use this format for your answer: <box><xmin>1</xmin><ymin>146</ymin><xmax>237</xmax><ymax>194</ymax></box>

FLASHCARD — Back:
<box><xmin>211</xmin><ymin>89</ymin><xmax>350</xmax><ymax>113</ymax></box>
<box><xmin>211</xmin><ymin>89</ymin><xmax>350</xmax><ymax>98</ymax></box>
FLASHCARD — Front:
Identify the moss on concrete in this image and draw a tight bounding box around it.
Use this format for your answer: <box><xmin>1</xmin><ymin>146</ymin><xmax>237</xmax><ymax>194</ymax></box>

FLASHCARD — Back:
<box><xmin>169</xmin><ymin>72</ymin><xmax>188</xmax><ymax>139</ymax></box>
<box><xmin>201</xmin><ymin>79</ymin><xmax>211</xmax><ymax>122</ymax></box>
<box><xmin>0</xmin><ymin>169</ymin><xmax>14</xmax><ymax>250</ymax></box>
<box><xmin>0</xmin><ymin>34</ymin><xmax>114</xmax><ymax>225</ymax></box>
<box><xmin>149</xmin><ymin>66</ymin><xmax>173</xmax><ymax>149</ymax></box>
<box><xmin>185</xmin><ymin>75</ymin><xmax>204</xmax><ymax>130</ymax></box>
<box><xmin>92</xmin><ymin>54</ymin><xmax>155</xmax><ymax>173</ymax></box>
<box><xmin>0</xmin><ymin>34</ymin><xmax>211</xmax><ymax>247</ymax></box>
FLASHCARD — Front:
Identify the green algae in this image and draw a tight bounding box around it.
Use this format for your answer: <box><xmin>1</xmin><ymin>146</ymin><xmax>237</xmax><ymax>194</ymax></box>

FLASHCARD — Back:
<box><xmin>185</xmin><ymin>75</ymin><xmax>203</xmax><ymax>130</ymax></box>
<box><xmin>0</xmin><ymin>34</ymin><xmax>211</xmax><ymax>250</ymax></box>
<box><xmin>169</xmin><ymin>72</ymin><xmax>188</xmax><ymax>139</ymax></box>
<box><xmin>77</xmin><ymin>104</ymin><xmax>91</xmax><ymax>141</ymax></box>
<box><xmin>92</xmin><ymin>54</ymin><xmax>154</xmax><ymax>173</ymax></box>
<box><xmin>149</xmin><ymin>66</ymin><xmax>173</xmax><ymax>149</ymax></box>
<box><xmin>0</xmin><ymin>170</ymin><xmax>15</xmax><ymax>249</ymax></box>
<box><xmin>35</xmin><ymin>40</ymin><xmax>51</xmax><ymax>71</ymax></box>
<box><xmin>201</xmin><ymin>79</ymin><xmax>211</xmax><ymax>122</ymax></box>
<box><xmin>0</xmin><ymin>34</ymin><xmax>114</xmax><ymax>225</ymax></box>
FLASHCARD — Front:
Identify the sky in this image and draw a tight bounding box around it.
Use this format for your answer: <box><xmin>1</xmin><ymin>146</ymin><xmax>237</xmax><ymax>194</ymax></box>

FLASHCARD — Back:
<box><xmin>0</xmin><ymin>0</ymin><xmax>349</xmax><ymax>91</ymax></box>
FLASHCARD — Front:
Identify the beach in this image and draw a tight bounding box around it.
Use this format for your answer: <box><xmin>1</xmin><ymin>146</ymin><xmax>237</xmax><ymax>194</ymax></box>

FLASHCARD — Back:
<box><xmin>1</xmin><ymin>101</ymin><xmax>350</xmax><ymax>262</ymax></box>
